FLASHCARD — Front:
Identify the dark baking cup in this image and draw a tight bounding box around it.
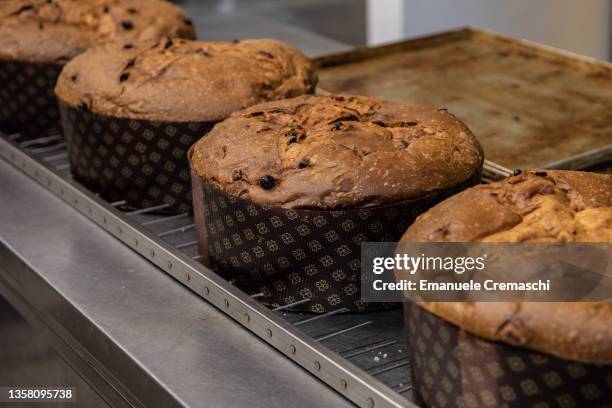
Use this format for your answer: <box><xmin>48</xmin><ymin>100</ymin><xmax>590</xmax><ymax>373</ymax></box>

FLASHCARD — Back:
<box><xmin>0</xmin><ymin>60</ymin><xmax>63</xmax><ymax>139</ymax></box>
<box><xmin>60</xmin><ymin>103</ymin><xmax>214</xmax><ymax>214</ymax></box>
<box><xmin>405</xmin><ymin>303</ymin><xmax>612</xmax><ymax>408</ymax></box>
<box><xmin>192</xmin><ymin>171</ymin><xmax>480</xmax><ymax>313</ymax></box>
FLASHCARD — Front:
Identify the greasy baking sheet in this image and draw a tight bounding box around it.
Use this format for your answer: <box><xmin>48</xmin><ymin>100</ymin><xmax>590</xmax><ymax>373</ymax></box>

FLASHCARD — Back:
<box><xmin>315</xmin><ymin>28</ymin><xmax>612</xmax><ymax>171</ymax></box>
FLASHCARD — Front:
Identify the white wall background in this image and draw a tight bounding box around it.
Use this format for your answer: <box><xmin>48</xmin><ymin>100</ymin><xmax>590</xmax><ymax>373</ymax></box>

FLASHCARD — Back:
<box><xmin>367</xmin><ymin>0</ymin><xmax>612</xmax><ymax>60</ymax></box>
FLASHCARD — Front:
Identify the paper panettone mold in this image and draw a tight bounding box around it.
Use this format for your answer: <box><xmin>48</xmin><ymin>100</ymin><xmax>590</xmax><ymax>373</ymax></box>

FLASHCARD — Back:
<box><xmin>191</xmin><ymin>169</ymin><xmax>481</xmax><ymax>313</ymax></box>
<box><xmin>60</xmin><ymin>103</ymin><xmax>212</xmax><ymax>213</ymax></box>
<box><xmin>405</xmin><ymin>303</ymin><xmax>612</xmax><ymax>408</ymax></box>
<box><xmin>0</xmin><ymin>61</ymin><xmax>63</xmax><ymax>139</ymax></box>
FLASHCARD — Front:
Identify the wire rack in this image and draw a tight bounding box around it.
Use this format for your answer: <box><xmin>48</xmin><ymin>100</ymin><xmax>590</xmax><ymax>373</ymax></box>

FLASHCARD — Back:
<box><xmin>1</xmin><ymin>132</ymin><xmax>429</xmax><ymax>408</ymax></box>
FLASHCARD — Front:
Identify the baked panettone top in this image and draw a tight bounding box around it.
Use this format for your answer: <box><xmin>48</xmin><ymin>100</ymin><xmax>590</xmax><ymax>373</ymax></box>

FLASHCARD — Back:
<box><xmin>0</xmin><ymin>0</ymin><xmax>195</xmax><ymax>64</ymax></box>
<box><xmin>190</xmin><ymin>94</ymin><xmax>483</xmax><ymax>209</ymax></box>
<box><xmin>55</xmin><ymin>38</ymin><xmax>317</xmax><ymax>122</ymax></box>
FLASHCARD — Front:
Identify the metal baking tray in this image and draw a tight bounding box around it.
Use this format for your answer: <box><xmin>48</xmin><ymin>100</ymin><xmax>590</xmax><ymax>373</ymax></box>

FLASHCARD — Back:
<box><xmin>315</xmin><ymin>27</ymin><xmax>612</xmax><ymax>171</ymax></box>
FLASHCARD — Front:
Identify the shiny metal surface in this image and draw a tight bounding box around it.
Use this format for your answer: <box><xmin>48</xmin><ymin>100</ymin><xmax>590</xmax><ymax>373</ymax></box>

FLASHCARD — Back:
<box><xmin>181</xmin><ymin>0</ymin><xmax>359</xmax><ymax>57</ymax></box>
<box><xmin>192</xmin><ymin>11</ymin><xmax>353</xmax><ymax>57</ymax></box>
<box><xmin>0</xmin><ymin>155</ymin><xmax>357</xmax><ymax>408</ymax></box>
<box><xmin>0</xmin><ymin>296</ymin><xmax>110</xmax><ymax>408</ymax></box>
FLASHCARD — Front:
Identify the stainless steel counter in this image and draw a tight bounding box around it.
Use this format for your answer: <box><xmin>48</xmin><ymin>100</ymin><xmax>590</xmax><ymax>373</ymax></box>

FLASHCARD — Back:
<box><xmin>0</xmin><ymin>158</ymin><xmax>353</xmax><ymax>408</ymax></box>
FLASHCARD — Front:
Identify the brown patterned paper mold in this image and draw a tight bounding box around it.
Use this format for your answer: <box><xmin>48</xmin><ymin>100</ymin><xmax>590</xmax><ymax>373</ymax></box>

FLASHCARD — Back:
<box><xmin>405</xmin><ymin>303</ymin><xmax>612</xmax><ymax>408</ymax></box>
<box><xmin>398</xmin><ymin>170</ymin><xmax>612</xmax><ymax>407</ymax></box>
<box><xmin>0</xmin><ymin>0</ymin><xmax>196</xmax><ymax>139</ymax></box>
<box><xmin>189</xmin><ymin>94</ymin><xmax>484</xmax><ymax>312</ymax></box>
<box><xmin>0</xmin><ymin>61</ymin><xmax>63</xmax><ymax>137</ymax></box>
<box><xmin>55</xmin><ymin>38</ymin><xmax>317</xmax><ymax>212</ymax></box>
<box><xmin>191</xmin><ymin>173</ymin><xmax>477</xmax><ymax>312</ymax></box>
<box><xmin>60</xmin><ymin>103</ymin><xmax>211</xmax><ymax>213</ymax></box>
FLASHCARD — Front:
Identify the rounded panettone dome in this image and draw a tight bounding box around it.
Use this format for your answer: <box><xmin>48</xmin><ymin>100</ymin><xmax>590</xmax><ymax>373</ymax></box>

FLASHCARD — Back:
<box><xmin>190</xmin><ymin>94</ymin><xmax>484</xmax><ymax>209</ymax></box>
<box><xmin>55</xmin><ymin>38</ymin><xmax>317</xmax><ymax>122</ymax></box>
<box><xmin>0</xmin><ymin>0</ymin><xmax>195</xmax><ymax>64</ymax></box>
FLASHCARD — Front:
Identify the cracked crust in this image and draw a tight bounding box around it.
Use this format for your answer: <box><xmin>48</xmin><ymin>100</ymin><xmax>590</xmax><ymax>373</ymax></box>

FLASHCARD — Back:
<box><xmin>0</xmin><ymin>0</ymin><xmax>195</xmax><ymax>64</ymax></box>
<box><xmin>400</xmin><ymin>170</ymin><xmax>612</xmax><ymax>363</ymax></box>
<box><xmin>190</xmin><ymin>94</ymin><xmax>484</xmax><ymax>209</ymax></box>
<box><xmin>55</xmin><ymin>38</ymin><xmax>317</xmax><ymax>122</ymax></box>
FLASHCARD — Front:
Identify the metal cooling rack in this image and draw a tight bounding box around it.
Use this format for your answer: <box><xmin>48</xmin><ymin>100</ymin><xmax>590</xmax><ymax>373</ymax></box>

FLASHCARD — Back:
<box><xmin>0</xmin><ymin>132</ymin><xmax>421</xmax><ymax>408</ymax></box>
